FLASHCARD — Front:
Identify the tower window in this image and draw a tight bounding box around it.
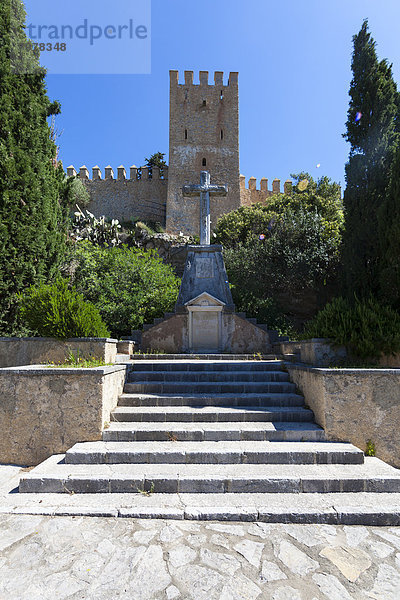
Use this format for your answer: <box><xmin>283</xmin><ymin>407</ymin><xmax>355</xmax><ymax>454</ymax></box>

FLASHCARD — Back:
<box><xmin>185</xmin><ymin>129</ymin><xmax>188</xmax><ymax>140</ymax></box>
<box><xmin>202</xmin><ymin>158</ymin><xmax>207</xmax><ymax>167</ymax></box>
<box><xmin>220</xmin><ymin>91</ymin><xmax>223</xmax><ymax>99</ymax></box>
<box><xmin>202</xmin><ymin>100</ymin><xmax>207</xmax><ymax>106</ymax></box>
<box><xmin>220</xmin><ymin>129</ymin><xmax>224</xmax><ymax>140</ymax></box>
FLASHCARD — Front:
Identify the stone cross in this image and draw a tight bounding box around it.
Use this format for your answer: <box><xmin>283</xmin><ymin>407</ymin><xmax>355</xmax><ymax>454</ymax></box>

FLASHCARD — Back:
<box><xmin>183</xmin><ymin>171</ymin><xmax>228</xmax><ymax>245</ymax></box>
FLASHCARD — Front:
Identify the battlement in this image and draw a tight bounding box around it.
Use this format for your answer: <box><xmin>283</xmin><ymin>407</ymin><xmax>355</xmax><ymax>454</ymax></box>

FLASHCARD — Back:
<box><xmin>67</xmin><ymin>165</ymin><xmax>168</xmax><ymax>182</ymax></box>
<box><xmin>169</xmin><ymin>70</ymin><xmax>238</xmax><ymax>87</ymax></box>
<box><xmin>239</xmin><ymin>175</ymin><xmax>292</xmax><ymax>195</ymax></box>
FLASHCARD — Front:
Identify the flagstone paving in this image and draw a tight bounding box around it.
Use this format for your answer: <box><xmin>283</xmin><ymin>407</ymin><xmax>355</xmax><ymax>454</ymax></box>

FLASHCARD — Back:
<box><xmin>0</xmin><ymin>511</ymin><xmax>400</xmax><ymax>599</ymax></box>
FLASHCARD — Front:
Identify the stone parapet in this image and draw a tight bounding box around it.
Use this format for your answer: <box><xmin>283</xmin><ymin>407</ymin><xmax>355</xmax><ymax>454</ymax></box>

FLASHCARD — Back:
<box><xmin>0</xmin><ymin>337</ymin><xmax>118</xmax><ymax>368</ymax></box>
<box><xmin>0</xmin><ymin>365</ymin><xmax>127</xmax><ymax>465</ymax></box>
<box><xmin>69</xmin><ymin>165</ymin><xmax>168</xmax><ymax>181</ymax></box>
<box><xmin>287</xmin><ymin>364</ymin><xmax>400</xmax><ymax>469</ymax></box>
<box><xmin>239</xmin><ymin>176</ymin><xmax>292</xmax><ymax>207</ymax></box>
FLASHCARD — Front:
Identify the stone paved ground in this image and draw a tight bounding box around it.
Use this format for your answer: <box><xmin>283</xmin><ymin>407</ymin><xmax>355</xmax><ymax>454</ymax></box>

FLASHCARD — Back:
<box><xmin>1</xmin><ymin>467</ymin><xmax>400</xmax><ymax>599</ymax></box>
<box><xmin>1</xmin><ymin>514</ymin><xmax>400</xmax><ymax>599</ymax></box>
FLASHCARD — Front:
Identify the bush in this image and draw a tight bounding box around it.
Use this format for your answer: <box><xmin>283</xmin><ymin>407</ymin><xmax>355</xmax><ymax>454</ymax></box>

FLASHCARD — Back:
<box><xmin>222</xmin><ymin>209</ymin><xmax>340</xmax><ymax>330</ymax></box>
<box><xmin>67</xmin><ymin>241</ymin><xmax>181</xmax><ymax>338</ymax></box>
<box><xmin>19</xmin><ymin>279</ymin><xmax>110</xmax><ymax>339</ymax></box>
<box><xmin>69</xmin><ymin>178</ymin><xmax>90</xmax><ymax>207</ymax></box>
<box><xmin>302</xmin><ymin>296</ymin><xmax>400</xmax><ymax>360</ymax></box>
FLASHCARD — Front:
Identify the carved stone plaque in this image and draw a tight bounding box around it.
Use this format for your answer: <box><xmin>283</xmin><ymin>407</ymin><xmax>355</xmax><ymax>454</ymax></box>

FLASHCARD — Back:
<box><xmin>192</xmin><ymin>311</ymin><xmax>219</xmax><ymax>351</ymax></box>
<box><xmin>196</xmin><ymin>257</ymin><xmax>214</xmax><ymax>279</ymax></box>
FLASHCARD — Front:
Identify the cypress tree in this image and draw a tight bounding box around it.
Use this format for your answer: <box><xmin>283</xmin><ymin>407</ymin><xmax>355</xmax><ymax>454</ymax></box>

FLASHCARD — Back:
<box><xmin>0</xmin><ymin>0</ymin><xmax>70</xmax><ymax>335</ymax></box>
<box><xmin>342</xmin><ymin>19</ymin><xmax>399</xmax><ymax>299</ymax></box>
<box><xmin>378</xmin><ymin>144</ymin><xmax>400</xmax><ymax>307</ymax></box>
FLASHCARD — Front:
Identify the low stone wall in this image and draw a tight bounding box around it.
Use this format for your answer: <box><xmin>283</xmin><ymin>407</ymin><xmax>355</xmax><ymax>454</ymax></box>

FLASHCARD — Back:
<box><xmin>296</xmin><ymin>338</ymin><xmax>400</xmax><ymax>368</ymax></box>
<box><xmin>0</xmin><ymin>338</ymin><xmax>118</xmax><ymax>368</ymax></box>
<box><xmin>299</xmin><ymin>339</ymin><xmax>347</xmax><ymax>367</ymax></box>
<box><xmin>287</xmin><ymin>364</ymin><xmax>400</xmax><ymax>469</ymax></box>
<box><xmin>0</xmin><ymin>365</ymin><xmax>127</xmax><ymax>466</ymax></box>
<box><xmin>274</xmin><ymin>341</ymin><xmax>301</xmax><ymax>356</ymax></box>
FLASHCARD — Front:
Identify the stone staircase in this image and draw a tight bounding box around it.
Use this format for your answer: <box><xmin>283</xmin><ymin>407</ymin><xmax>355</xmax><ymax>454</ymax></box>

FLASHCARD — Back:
<box><xmin>19</xmin><ymin>358</ymin><xmax>400</xmax><ymax>523</ymax></box>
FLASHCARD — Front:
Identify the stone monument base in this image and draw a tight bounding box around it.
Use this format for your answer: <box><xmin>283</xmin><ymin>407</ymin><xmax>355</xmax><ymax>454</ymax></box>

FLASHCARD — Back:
<box><xmin>141</xmin><ymin>310</ymin><xmax>270</xmax><ymax>354</ymax></box>
<box><xmin>141</xmin><ymin>245</ymin><xmax>271</xmax><ymax>354</ymax></box>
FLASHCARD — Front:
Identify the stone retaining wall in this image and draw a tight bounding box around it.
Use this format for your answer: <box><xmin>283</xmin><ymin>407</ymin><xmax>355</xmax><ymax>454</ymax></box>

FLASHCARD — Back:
<box><xmin>0</xmin><ymin>365</ymin><xmax>127</xmax><ymax>465</ymax></box>
<box><xmin>298</xmin><ymin>339</ymin><xmax>347</xmax><ymax>367</ymax></box>
<box><xmin>287</xmin><ymin>364</ymin><xmax>400</xmax><ymax>469</ymax></box>
<box><xmin>0</xmin><ymin>338</ymin><xmax>118</xmax><ymax>368</ymax></box>
<box><xmin>291</xmin><ymin>338</ymin><xmax>400</xmax><ymax>368</ymax></box>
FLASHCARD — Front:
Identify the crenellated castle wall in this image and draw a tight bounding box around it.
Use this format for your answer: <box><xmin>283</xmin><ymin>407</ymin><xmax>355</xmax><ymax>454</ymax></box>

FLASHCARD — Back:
<box><xmin>68</xmin><ymin>164</ymin><xmax>168</xmax><ymax>225</ymax></box>
<box><xmin>239</xmin><ymin>175</ymin><xmax>292</xmax><ymax>207</ymax></box>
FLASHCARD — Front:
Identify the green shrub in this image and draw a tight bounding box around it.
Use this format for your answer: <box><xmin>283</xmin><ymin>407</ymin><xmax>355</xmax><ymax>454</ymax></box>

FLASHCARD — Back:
<box><xmin>69</xmin><ymin>177</ymin><xmax>90</xmax><ymax>207</ymax></box>
<box><xmin>19</xmin><ymin>279</ymin><xmax>110</xmax><ymax>339</ymax></box>
<box><xmin>67</xmin><ymin>241</ymin><xmax>181</xmax><ymax>338</ymax></box>
<box><xmin>302</xmin><ymin>296</ymin><xmax>400</xmax><ymax>360</ymax></box>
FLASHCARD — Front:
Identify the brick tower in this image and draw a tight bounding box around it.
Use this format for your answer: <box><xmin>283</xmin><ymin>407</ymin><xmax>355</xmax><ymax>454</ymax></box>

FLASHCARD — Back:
<box><xmin>166</xmin><ymin>70</ymin><xmax>240</xmax><ymax>235</ymax></box>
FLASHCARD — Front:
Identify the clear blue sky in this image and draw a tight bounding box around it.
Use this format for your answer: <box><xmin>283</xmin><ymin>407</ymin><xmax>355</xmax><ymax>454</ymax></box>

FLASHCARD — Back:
<box><xmin>25</xmin><ymin>0</ymin><xmax>400</xmax><ymax>190</ymax></box>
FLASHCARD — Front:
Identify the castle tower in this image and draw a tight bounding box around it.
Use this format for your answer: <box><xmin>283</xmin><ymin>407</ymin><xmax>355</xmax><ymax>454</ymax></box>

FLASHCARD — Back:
<box><xmin>166</xmin><ymin>70</ymin><xmax>240</xmax><ymax>235</ymax></box>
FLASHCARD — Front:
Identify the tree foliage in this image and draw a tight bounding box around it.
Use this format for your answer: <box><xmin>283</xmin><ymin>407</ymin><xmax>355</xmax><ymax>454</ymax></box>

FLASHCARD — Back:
<box><xmin>67</xmin><ymin>242</ymin><xmax>180</xmax><ymax>338</ymax></box>
<box><xmin>223</xmin><ymin>208</ymin><xmax>340</xmax><ymax>330</ymax></box>
<box><xmin>378</xmin><ymin>144</ymin><xmax>400</xmax><ymax>307</ymax></box>
<box><xmin>144</xmin><ymin>152</ymin><xmax>167</xmax><ymax>178</ymax></box>
<box><xmin>214</xmin><ymin>173</ymin><xmax>343</xmax><ymax>248</ymax></box>
<box><xmin>0</xmin><ymin>1</ymin><xmax>70</xmax><ymax>335</ymax></box>
<box><xmin>214</xmin><ymin>173</ymin><xmax>342</xmax><ymax>331</ymax></box>
<box><xmin>342</xmin><ymin>19</ymin><xmax>400</xmax><ymax>299</ymax></box>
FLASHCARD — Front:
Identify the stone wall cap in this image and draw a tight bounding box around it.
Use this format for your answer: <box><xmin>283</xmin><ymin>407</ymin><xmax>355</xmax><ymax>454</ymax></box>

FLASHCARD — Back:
<box><xmin>298</xmin><ymin>338</ymin><xmax>334</xmax><ymax>344</ymax></box>
<box><xmin>286</xmin><ymin>362</ymin><xmax>400</xmax><ymax>375</ymax></box>
<box><xmin>0</xmin><ymin>337</ymin><xmax>118</xmax><ymax>343</ymax></box>
<box><xmin>0</xmin><ymin>364</ymin><xmax>127</xmax><ymax>375</ymax></box>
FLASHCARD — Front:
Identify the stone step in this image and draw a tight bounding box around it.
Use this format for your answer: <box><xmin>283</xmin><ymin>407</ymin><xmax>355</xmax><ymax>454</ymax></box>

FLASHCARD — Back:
<box><xmin>111</xmin><ymin>405</ymin><xmax>315</xmax><ymax>423</ymax></box>
<box><xmin>103</xmin><ymin>421</ymin><xmax>326</xmax><ymax>442</ymax></box>
<box><xmin>10</xmin><ymin>486</ymin><xmax>400</xmax><ymax>524</ymax></box>
<box><xmin>131</xmin><ymin>354</ymin><xmax>280</xmax><ymax>361</ymax></box>
<box><xmin>64</xmin><ymin>441</ymin><xmax>364</xmax><ymax>466</ymax></box>
<box><xmin>124</xmin><ymin>381</ymin><xmax>297</xmax><ymax>394</ymax></box>
<box><xmin>117</xmin><ymin>392</ymin><xmax>306</xmax><ymax>408</ymax></box>
<box><xmin>127</xmin><ymin>371</ymin><xmax>290</xmax><ymax>383</ymax></box>
<box><xmin>131</xmin><ymin>360</ymin><xmax>284</xmax><ymax>372</ymax></box>
<box><xmin>22</xmin><ymin>455</ymin><xmax>400</xmax><ymax>496</ymax></box>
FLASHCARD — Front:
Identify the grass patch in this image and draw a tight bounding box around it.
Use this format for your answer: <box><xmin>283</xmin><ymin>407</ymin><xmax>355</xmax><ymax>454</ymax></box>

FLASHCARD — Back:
<box><xmin>47</xmin><ymin>349</ymin><xmax>112</xmax><ymax>368</ymax></box>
